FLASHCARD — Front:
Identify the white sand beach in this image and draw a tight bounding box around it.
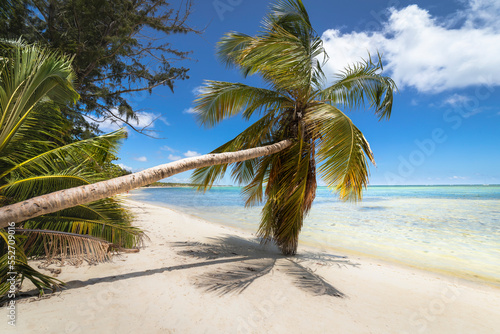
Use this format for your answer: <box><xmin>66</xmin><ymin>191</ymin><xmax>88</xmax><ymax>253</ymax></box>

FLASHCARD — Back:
<box><xmin>2</xmin><ymin>199</ymin><xmax>500</xmax><ymax>334</ymax></box>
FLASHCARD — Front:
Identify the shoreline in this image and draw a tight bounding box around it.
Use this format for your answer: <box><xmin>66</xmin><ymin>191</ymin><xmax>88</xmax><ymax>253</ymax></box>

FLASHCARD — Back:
<box><xmin>129</xmin><ymin>195</ymin><xmax>500</xmax><ymax>289</ymax></box>
<box><xmin>2</xmin><ymin>199</ymin><xmax>499</xmax><ymax>333</ymax></box>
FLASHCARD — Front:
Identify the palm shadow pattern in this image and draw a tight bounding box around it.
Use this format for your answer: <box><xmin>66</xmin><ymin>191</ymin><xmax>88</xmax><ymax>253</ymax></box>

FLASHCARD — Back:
<box><xmin>171</xmin><ymin>235</ymin><xmax>359</xmax><ymax>298</ymax></box>
<box><xmin>13</xmin><ymin>236</ymin><xmax>359</xmax><ymax>302</ymax></box>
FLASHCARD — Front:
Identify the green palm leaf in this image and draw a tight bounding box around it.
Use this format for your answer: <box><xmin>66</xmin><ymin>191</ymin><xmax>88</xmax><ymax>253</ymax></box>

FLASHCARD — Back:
<box><xmin>193</xmin><ymin>111</ymin><xmax>281</xmax><ymax>190</ymax></box>
<box><xmin>0</xmin><ymin>129</ymin><xmax>126</xmax><ymax>181</ymax></box>
<box><xmin>305</xmin><ymin>103</ymin><xmax>374</xmax><ymax>201</ymax></box>
<box><xmin>23</xmin><ymin>200</ymin><xmax>144</xmax><ymax>249</ymax></box>
<box><xmin>319</xmin><ymin>53</ymin><xmax>396</xmax><ymax>120</ymax></box>
<box><xmin>0</xmin><ymin>229</ymin><xmax>63</xmax><ymax>301</ymax></box>
<box><xmin>0</xmin><ymin>40</ymin><xmax>79</xmax><ymax>151</ymax></box>
<box><xmin>195</xmin><ymin>81</ymin><xmax>289</xmax><ymax>126</ymax></box>
<box><xmin>0</xmin><ymin>173</ymin><xmax>91</xmax><ymax>201</ymax></box>
<box><xmin>241</xmin><ymin>154</ymin><xmax>275</xmax><ymax>207</ymax></box>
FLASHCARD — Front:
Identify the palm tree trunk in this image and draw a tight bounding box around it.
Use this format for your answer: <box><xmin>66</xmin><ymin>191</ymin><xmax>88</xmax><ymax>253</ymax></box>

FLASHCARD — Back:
<box><xmin>0</xmin><ymin>140</ymin><xmax>292</xmax><ymax>228</ymax></box>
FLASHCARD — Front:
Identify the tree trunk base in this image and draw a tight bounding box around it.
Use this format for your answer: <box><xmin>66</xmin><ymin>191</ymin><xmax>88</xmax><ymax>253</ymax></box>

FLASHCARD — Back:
<box><xmin>277</xmin><ymin>240</ymin><xmax>298</xmax><ymax>256</ymax></box>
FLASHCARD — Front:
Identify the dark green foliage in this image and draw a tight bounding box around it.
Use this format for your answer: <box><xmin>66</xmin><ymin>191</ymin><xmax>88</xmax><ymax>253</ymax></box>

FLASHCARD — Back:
<box><xmin>101</xmin><ymin>161</ymin><xmax>132</xmax><ymax>179</ymax></box>
<box><xmin>0</xmin><ymin>41</ymin><xmax>144</xmax><ymax>299</ymax></box>
<box><xmin>0</xmin><ymin>0</ymin><xmax>198</xmax><ymax>138</ymax></box>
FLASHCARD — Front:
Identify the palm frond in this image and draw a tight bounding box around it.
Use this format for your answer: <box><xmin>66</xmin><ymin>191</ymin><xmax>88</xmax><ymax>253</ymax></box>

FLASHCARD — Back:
<box><xmin>0</xmin><ymin>229</ymin><xmax>63</xmax><ymax>300</ymax></box>
<box><xmin>319</xmin><ymin>53</ymin><xmax>396</xmax><ymax>120</ymax></box>
<box><xmin>192</xmin><ymin>111</ymin><xmax>280</xmax><ymax>191</ymax></box>
<box><xmin>0</xmin><ymin>256</ymin><xmax>63</xmax><ymax>301</ymax></box>
<box><xmin>22</xmin><ymin>199</ymin><xmax>144</xmax><ymax>250</ymax></box>
<box><xmin>216</xmin><ymin>0</ymin><xmax>327</xmax><ymax>94</ymax></box>
<box><xmin>0</xmin><ymin>102</ymin><xmax>68</xmax><ymax>178</ymax></box>
<box><xmin>265</xmin><ymin>0</ymin><xmax>312</xmax><ymax>35</ymax></box>
<box><xmin>19</xmin><ymin>229</ymin><xmax>113</xmax><ymax>265</ymax></box>
<box><xmin>216</xmin><ymin>32</ymin><xmax>255</xmax><ymax>71</ymax></box>
<box><xmin>305</xmin><ymin>103</ymin><xmax>374</xmax><ymax>201</ymax></box>
<box><xmin>264</xmin><ymin>0</ymin><xmax>316</xmax><ymax>63</ymax></box>
<box><xmin>194</xmin><ymin>81</ymin><xmax>289</xmax><ymax>127</ymax></box>
<box><xmin>232</xmin><ymin>26</ymin><xmax>325</xmax><ymax>93</ymax></box>
<box><xmin>0</xmin><ymin>129</ymin><xmax>126</xmax><ymax>181</ymax></box>
<box><xmin>0</xmin><ymin>39</ymin><xmax>28</xmax><ymax>56</ymax></box>
<box><xmin>241</xmin><ymin>154</ymin><xmax>274</xmax><ymax>207</ymax></box>
<box><xmin>0</xmin><ymin>172</ymin><xmax>91</xmax><ymax>201</ymax></box>
<box><xmin>9</xmin><ymin>101</ymin><xmax>68</xmax><ymax>145</ymax></box>
<box><xmin>0</xmin><ymin>42</ymin><xmax>78</xmax><ymax>151</ymax></box>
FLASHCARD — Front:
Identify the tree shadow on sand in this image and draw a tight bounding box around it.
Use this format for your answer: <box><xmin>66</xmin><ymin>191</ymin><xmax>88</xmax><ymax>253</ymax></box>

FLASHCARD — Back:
<box><xmin>171</xmin><ymin>235</ymin><xmax>359</xmax><ymax>298</ymax></box>
<box><xmin>15</xmin><ymin>236</ymin><xmax>358</xmax><ymax>301</ymax></box>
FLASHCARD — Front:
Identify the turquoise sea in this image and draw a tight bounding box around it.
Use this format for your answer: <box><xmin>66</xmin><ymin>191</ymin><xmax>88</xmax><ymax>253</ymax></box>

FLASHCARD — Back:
<box><xmin>129</xmin><ymin>185</ymin><xmax>500</xmax><ymax>285</ymax></box>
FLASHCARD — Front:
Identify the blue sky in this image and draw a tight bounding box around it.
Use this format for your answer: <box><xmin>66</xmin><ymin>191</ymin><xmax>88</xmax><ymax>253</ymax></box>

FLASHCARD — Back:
<box><xmin>96</xmin><ymin>0</ymin><xmax>500</xmax><ymax>186</ymax></box>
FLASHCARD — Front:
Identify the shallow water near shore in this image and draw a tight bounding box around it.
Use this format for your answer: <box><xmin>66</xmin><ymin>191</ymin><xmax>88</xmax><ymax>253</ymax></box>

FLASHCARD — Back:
<box><xmin>130</xmin><ymin>185</ymin><xmax>500</xmax><ymax>285</ymax></box>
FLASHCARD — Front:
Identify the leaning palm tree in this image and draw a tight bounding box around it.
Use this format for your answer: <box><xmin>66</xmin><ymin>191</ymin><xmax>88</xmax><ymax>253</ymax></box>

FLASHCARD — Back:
<box><xmin>0</xmin><ymin>0</ymin><xmax>395</xmax><ymax>257</ymax></box>
<box><xmin>0</xmin><ymin>40</ymin><xmax>143</xmax><ymax>297</ymax></box>
<box><xmin>191</xmin><ymin>0</ymin><xmax>396</xmax><ymax>254</ymax></box>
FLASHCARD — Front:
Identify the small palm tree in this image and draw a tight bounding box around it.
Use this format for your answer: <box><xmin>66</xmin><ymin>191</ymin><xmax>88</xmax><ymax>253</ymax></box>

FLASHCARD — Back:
<box><xmin>191</xmin><ymin>0</ymin><xmax>396</xmax><ymax>255</ymax></box>
<box><xmin>0</xmin><ymin>40</ymin><xmax>143</xmax><ymax>298</ymax></box>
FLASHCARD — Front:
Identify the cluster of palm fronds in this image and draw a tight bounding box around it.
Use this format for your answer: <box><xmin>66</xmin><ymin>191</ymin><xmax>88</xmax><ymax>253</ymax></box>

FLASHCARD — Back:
<box><xmin>192</xmin><ymin>0</ymin><xmax>396</xmax><ymax>255</ymax></box>
<box><xmin>0</xmin><ymin>40</ymin><xmax>144</xmax><ymax>299</ymax></box>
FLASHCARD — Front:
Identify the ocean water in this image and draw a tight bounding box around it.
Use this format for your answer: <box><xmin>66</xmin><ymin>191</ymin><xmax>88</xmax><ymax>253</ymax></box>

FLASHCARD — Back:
<box><xmin>129</xmin><ymin>185</ymin><xmax>500</xmax><ymax>285</ymax></box>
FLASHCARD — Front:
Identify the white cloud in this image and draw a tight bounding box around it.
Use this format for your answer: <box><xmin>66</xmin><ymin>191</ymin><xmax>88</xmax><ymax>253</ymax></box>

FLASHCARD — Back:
<box><xmin>183</xmin><ymin>107</ymin><xmax>197</xmax><ymax>114</ymax></box>
<box><xmin>192</xmin><ymin>86</ymin><xmax>207</xmax><ymax>95</ymax></box>
<box><xmin>442</xmin><ymin>93</ymin><xmax>485</xmax><ymax>117</ymax></box>
<box><xmin>133</xmin><ymin>156</ymin><xmax>147</xmax><ymax>162</ymax></box>
<box><xmin>117</xmin><ymin>163</ymin><xmax>133</xmax><ymax>172</ymax></box>
<box><xmin>184</xmin><ymin>150</ymin><xmax>201</xmax><ymax>158</ymax></box>
<box><xmin>168</xmin><ymin>154</ymin><xmax>182</xmax><ymax>161</ymax></box>
<box><xmin>167</xmin><ymin>150</ymin><xmax>201</xmax><ymax>160</ymax></box>
<box><xmin>156</xmin><ymin>116</ymin><xmax>170</xmax><ymax>126</ymax></box>
<box><xmin>134</xmin><ymin>111</ymin><xmax>169</xmax><ymax>127</ymax></box>
<box><xmin>321</xmin><ymin>1</ymin><xmax>500</xmax><ymax>92</ymax></box>
<box><xmin>160</xmin><ymin>145</ymin><xmax>176</xmax><ymax>152</ymax></box>
<box><xmin>443</xmin><ymin>94</ymin><xmax>472</xmax><ymax>107</ymax></box>
<box><xmin>464</xmin><ymin>0</ymin><xmax>500</xmax><ymax>29</ymax></box>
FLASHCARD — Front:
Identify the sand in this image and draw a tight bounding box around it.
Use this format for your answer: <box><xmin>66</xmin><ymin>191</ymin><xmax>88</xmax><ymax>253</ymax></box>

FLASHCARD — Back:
<box><xmin>2</xmin><ymin>199</ymin><xmax>500</xmax><ymax>334</ymax></box>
